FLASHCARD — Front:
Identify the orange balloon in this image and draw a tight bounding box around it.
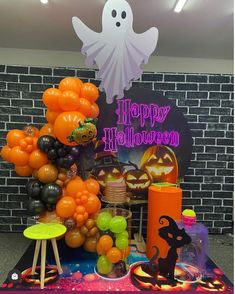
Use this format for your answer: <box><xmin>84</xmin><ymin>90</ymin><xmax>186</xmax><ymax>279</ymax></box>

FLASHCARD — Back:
<box><xmin>59</xmin><ymin>77</ymin><xmax>83</xmax><ymax>95</ymax></box>
<box><xmin>10</xmin><ymin>146</ymin><xmax>29</xmax><ymax>166</ymax></box>
<box><xmin>77</xmin><ymin>98</ymin><xmax>91</xmax><ymax>117</ymax></box>
<box><xmin>54</xmin><ymin>111</ymin><xmax>85</xmax><ymax>146</ymax></box>
<box><xmin>46</xmin><ymin>109</ymin><xmax>61</xmax><ymax>124</ymax></box>
<box><xmin>28</xmin><ymin>149</ymin><xmax>48</xmax><ymax>169</ymax></box>
<box><xmin>42</xmin><ymin>88</ymin><xmax>62</xmax><ymax>111</ymax></box>
<box><xmin>65</xmin><ymin>228</ymin><xmax>85</xmax><ymax>248</ymax></box>
<box><xmin>96</xmin><ymin>241</ymin><xmax>106</xmax><ymax>255</ymax></box>
<box><xmin>84</xmin><ymin>194</ymin><xmax>101</xmax><ymax>214</ymax></box>
<box><xmin>89</xmin><ymin>103</ymin><xmax>100</xmax><ymax>119</ymax></box>
<box><xmin>80</xmin><ymin>83</ymin><xmax>99</xmax><ymax>103</ymax></box>
<box><xmin>59</xmin><ymin>90</ymin><xmax>80</xmax><ymax>111</ymax></box>
<box><xmin>1</xmin><ymin>145</ymin><xmax>11</xmax><ymax>162</ymax></box>
<box><xmin>65</xmin><ymin>176</ymin><xmax>86</xmax><ymax>197</ymax></box>
<box><xmin>56</xmin><ymin>196</ymin><xmax>76</xmax><ymax>218</ymax></box>
<box><xmin>6</xmin><ymin>129</ymin><xmax>25</xmax><ymax>148</ymax></box>
<box><xmin>107</xmin><ymin>247</ymin><xmax>122</xmax><ymax>263</ymax></box>
<box><xmin>39</xmin><ymin>123</ymin><xmax>55</xmax><ymax>138</ymax></box>
<box><xmin>24</xmin><ymin>126</ymin><xmax>40</xmax><ymax>137</ymax></box>
<box><xmin>120</xmin><ymin>246</ymin><xmax>131</xmax><ymax>259</ymax></box>
<box><xmin>37</xmin><ymin>164</ymin><xmax>58</xmax><ymax>183</ymax></box>
<box><xmin>85</xmin><ymin>179</ymin><xmax>100</xmax><ymax>195</ymax></box>
<box><xmin>15</xmin><ymin>165</ymin><xmax>33</xmax><ymax>177</ymax></box>
<box><xmin>98</xmin><ymin>235</ymin><xmax>113</xmax><ymax>252</ymax></box>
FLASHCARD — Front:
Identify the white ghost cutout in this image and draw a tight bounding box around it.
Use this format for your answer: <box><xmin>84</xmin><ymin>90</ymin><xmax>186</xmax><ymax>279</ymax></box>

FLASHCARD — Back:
<box><xmin>72</xmin><ymin>0</ymin><xmax>158</xmax><ymax>103</ymax></box>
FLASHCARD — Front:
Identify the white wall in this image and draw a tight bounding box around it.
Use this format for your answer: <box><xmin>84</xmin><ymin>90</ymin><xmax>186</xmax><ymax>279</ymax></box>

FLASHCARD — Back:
<box><xmin>0</xmin><ymin>47</ymin><xmax>233</xmax><ymax>74</ymax></box>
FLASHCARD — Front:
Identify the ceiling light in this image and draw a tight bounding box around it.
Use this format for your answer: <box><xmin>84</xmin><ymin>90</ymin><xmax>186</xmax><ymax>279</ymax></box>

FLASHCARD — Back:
<box><xmin>174</xmin><ymin>0</ymin><xmax>188</xmax><ymax>13</ymax></box>
<box><xmin>40</xmin><ymin>0</ymin><xmax>48</xmax><ymax>4</ymax></box>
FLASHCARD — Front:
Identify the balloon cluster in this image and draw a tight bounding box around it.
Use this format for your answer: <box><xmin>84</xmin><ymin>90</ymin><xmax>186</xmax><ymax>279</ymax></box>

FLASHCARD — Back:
<box><xmin>42</xmin><ymin>77</ymin><xmax>99</xmax><ymax>146</ymax></box>
<box><xmin>37</xmin><ymin>135</ymin><xmax>81</xmax><ymax>170</ymax></box>
<box><xmin>26</xmin><ymin>179</ymin><xmax>62</xmax><ymax>216</ymax></box>
<box><xmin>55</xmin><ymin>177</ymin><xmax>101</xmax><ymax>249</ymax></box>
<box><xmin>96</xmin><ymin>212</ymin><xmax>130</xmax><ymax>278</ymax></box>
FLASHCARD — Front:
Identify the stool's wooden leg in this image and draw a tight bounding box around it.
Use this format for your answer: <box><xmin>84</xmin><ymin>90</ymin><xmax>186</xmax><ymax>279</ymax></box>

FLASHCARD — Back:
<box><xmin>31</xmin><ymin>240</ymin><xmax>41</xmax><ymax>275</ymax></box>
<box><xmin>51</xmin><ymin>238</ymin><xmax>63</xmax><ymax>274</ymax></box>
<box><xmin>40</xmin><ymin>240</ymin><xmax>47</xmax><ymax>289</ymax></box>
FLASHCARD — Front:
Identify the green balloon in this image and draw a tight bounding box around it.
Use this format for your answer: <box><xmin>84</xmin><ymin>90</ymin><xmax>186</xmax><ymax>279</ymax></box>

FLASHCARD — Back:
<box><xmin>115</xmin><ymin>230</ymin><xmax>129</xmax><ymax>239</ymax></box>
<box><xmin>115</xmin><ymin>236</ymin><xmax>129</xmax><ymax>249</ymax></box>
<box><xmin>97</xmin><ymin>255</ymin><xmax>113</xmax><ymax>275</ymax></box>
<box><xmin>97</xmin><ymin>212</ymin><xmax>112</xmax><ymax>231</ymax></box>
<box><xmin>109</xmin><ymin>216</ymin><xmax>127</xmax><ymax>233</ymax></box>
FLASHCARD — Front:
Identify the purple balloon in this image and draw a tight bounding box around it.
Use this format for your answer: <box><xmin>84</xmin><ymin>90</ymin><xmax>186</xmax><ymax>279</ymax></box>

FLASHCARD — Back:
<box><xmin>69</xmin><ymin>146</ymin><xmax>81</xmax><ymax>158</ymax></box>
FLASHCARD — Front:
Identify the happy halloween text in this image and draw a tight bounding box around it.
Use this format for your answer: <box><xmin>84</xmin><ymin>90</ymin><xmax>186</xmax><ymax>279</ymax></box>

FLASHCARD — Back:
<box><xmin>102</xmin><ymin>99</ymin><xmax>180</xmax><ymax>152</ymax></box>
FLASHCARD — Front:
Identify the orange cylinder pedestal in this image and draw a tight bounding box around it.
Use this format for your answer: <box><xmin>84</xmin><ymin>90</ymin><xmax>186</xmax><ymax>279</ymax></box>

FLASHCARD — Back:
<box><xmin>146</xmin><ymin>185</ymin><xmax>182</xmax><ymax>260</ymax></box>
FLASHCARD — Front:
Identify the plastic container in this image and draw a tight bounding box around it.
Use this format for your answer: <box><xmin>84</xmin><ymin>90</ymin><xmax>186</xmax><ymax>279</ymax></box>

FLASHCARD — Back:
<box><xmin>96</xmin><ymin>206</ymin><xmax>132</xmax><ymax>279</ymax></box>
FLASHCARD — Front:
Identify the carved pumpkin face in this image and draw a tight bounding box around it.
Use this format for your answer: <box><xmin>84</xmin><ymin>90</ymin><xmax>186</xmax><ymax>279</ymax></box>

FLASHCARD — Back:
<box><xmin>125</xmin><ymin>169</ymin><xmax>151</xmax><ymax>192</ymax></box>
<box><xmin>130</xmin><ymin>263</ymin><xmax>192</xmax><ymax>291</ymax></box>
<box><xmin>21</xmin><ymin>266</ymin><xmax>59</xmax><ymax>286</ymax></box>
<box><xmin>68</xmin><ymin>120</ymin><xmax>97</xmax><ymax>145</ymax></box>
<box><xmin>95</xmin><ymin>167</ymin><xmax>124</xmax><ymax>189</ymax></box>
<box><xmin>140</xmin><ymin>145</ymin><xmax>178</xmax><ymax>183</ymax></box>
<box><xmin>198</xmin><ymin>277</ymin><xmax>226</xmax><ymax>291</ymax></box>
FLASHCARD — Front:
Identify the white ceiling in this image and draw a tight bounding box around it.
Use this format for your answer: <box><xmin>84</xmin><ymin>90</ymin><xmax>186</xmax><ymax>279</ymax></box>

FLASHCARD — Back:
<box><xmin>0</xmin><ymin>0</ymin><xmax>233</xmax><ymax>59</ymax></box>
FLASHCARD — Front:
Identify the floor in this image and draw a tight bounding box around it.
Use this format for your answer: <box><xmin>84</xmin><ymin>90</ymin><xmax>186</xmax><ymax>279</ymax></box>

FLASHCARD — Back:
<box><xmin>0</xmin><ymin>233</ymin><xmax>233</xmax><ymax>285</ymax></box>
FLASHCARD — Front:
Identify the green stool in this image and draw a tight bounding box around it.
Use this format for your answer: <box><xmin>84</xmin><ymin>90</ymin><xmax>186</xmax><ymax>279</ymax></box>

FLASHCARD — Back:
<box><xmin>23</xmin><ymin>223</ymin><xmax>66</xmax><ymax>289</ymax></box>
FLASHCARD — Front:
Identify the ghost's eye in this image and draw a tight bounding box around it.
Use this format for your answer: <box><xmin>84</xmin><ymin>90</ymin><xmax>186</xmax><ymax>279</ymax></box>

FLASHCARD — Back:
<box><xmin>121</xmin><ymin>11</ymin><xmax>126</xmax><ymax>19</ymax></box>
<box><xmin>111</xmin><ymin>10</ymin><xmax>117</xmax><ymax>18</ymax></box>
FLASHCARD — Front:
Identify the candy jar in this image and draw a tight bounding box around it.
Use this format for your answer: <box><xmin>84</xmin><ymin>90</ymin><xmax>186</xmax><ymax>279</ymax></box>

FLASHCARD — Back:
<box><xmin>96</xmin><ymin>205</ymin><xmax>132</xmax><ymax>279</ymax></box>
<box><xmin>178</xmin><ymin>209</ymin><xmax>208</xmax><ymax>272</ymax></box>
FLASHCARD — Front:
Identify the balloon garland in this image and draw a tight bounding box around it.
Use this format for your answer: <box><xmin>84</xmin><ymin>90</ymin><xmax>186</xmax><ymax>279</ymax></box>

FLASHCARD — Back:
<box><xmin>0</xmin><ymin>77</ymin><xmax>102</xmax><ymax>252</ymax></box>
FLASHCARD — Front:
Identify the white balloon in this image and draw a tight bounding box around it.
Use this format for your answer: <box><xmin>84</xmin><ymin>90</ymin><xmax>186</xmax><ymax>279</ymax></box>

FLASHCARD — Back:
<box><xmin>72</xmin><ymin>0</ymin><xmax>158</xmax><ymax>104</ymax></box>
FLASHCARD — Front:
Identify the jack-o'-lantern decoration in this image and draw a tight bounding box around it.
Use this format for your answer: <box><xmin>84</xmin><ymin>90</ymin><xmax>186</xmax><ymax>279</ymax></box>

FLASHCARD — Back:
<box><xmin>21</xmin><ymin>266</ymin><xmax>59</xmax><ymax>286</ymax></box>
<box><xmin>140</xmin><ymin>145</ymin><xmax>178</xmax><ymax>183</ymax></box>
<box><xmin>95</xmin><ymin>166</ymin><xmax>124</xmax><ymax>189</ymax></box>
<box><xmin>124</xmin><ymin>162</ymin><xmax>151</xmax><ymax>195</ymax></box>
<box><xmin>130</xmin><ymin>262</ymin><xmax>192</xmax><ymax>291</ymax></box>
<box><xmin>198</xmin><ymin>276</ymin><xmax>226</xmax><ymax>291</ymax></box>
<box><xmin>67</xmin><ymin>118</ymin><xmax>97</xmax><ymax>145</ymax></box>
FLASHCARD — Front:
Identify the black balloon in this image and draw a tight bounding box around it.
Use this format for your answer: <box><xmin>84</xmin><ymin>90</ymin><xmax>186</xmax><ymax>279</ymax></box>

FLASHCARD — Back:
<box><xmin>46</xmin><ymin>203</ymin><xmax>56</xmax><ymax>212</ymax></box>
<box><xmin>53</xmin><ymin>140</ymin><xmax>63</xmax><ymax>150</ymax></box>
<box><xmin>26</xmin><ymin>180</ymin><xmax>43</xmax><ymax>199</ymax></box>
<box><xmin>69</xmin><ymin>146</ymin><xmax>81</xmax><ymax>158</ymax></box>
<box><xmin>37</xmin><ymin>135</ymin><xmax>55</xmax><ymax>153</ymax></box>
<box><xmin>47</xmin><ymin>149</ymin><xmax>58</xmax><ymax>160</ymax></box>
<box><xmin>113</xmin><ymin>261</ymin><xmax>127</xmax><ymax>277</ymax></box>
<box><xmin>57</xmin><ymin>147</ymin><xmax>67</xmax><ymax>157</ymax></box>
<box><xmin>41</xmin><ymin>183</ymin><xmax>62</xmax><ymax>204</ymax></box>
<box><xmin>27</xmin><ymin>199</ymin><xmax>45</xmax><ymax>216</ymax></box>
<box><xmin>57</xmin><ymin>154</ymin><xmax>75</xmax><ymax>169</ymax></box>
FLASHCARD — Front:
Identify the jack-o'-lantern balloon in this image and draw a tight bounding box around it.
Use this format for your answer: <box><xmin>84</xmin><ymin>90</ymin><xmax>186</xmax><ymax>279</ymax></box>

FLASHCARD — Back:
<box><xmin>140</xmin><ymin>145</ymin><xmax>178</xmax><ymax>184</ymax></box>
<box><xmin>124</xmin><ymin>163</ymin><xmax>151</xmax><ymax>195</ymax></box>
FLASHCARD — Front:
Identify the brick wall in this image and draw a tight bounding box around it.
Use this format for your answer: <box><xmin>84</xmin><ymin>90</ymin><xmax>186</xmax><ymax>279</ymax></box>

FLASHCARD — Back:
<box><xmin>0</xmin><ymin>65</ymin><xmax>233</xmax><ymax>235</ymax></box>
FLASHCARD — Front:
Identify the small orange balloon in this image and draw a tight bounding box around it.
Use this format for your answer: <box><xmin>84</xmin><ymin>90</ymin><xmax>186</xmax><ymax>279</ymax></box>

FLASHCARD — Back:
<box><xmin>107</xmin><ymin>247</ymin><xmax>122</xmax><ymax>263</ymax></box>
<box><xmin>46</xmin><ymin>109</ymin><xmax>61</xmax><ymax>124</ymax></box>
<box><xmin>77</xmin><ymin>97</ymin><xmax>91</xmax><ymax>117</ymax></box>
<box><xmin>15</xmin><ymin>165</ymin><xmax>33</xmax><ymax>177</ymax></box>
<box><xmin>83</xmin><ymin>237</ymin><xmax>98</xmax><ymax>253</ymax></box>
<box><xmin>120</xmin><ymin>246</ymin><xmax>131</xmax><ymax>259</ymax></box>
<box><xmin>59</xmin><ymin>77</ymin><xmax>83</xmax><ymax>95</ymax></box>
<box><xmin>28</xmin><ymin>149</ymin><xmax>48</xmax><ymax>169</ymax></box>
<box><xmin>84</xmin><ymin>194</ymin><xmax>101</xmax><ymax>214</ymax></box>
<box><xmin>98</xmin><ymin>235</ymin><xmax>113</xmax><ymax>252</ymax></box>
<box><xmin>85</xmin><ymin>179</ymin><xmax>100</xmax><ymax>195</ymax></box>
<box><xmin>1</xmin><ymin>145</ymin><xmax>11</xmax><ymax>162</ymax></box>
<box><xmin>56</xmin><ymin>196</ymin><xmax>76</xmax><ymax>218</ymax></box>
<box><xmin>37</xmin><ymin>164</ymin><xmax>58</xmax><ymax>183</ymax></box>
<box><xmin>76</xmin><ymin>205</ymin><xmax>86</xmax><ymax>214</ymax></box>
<box><xmin>59</xmin><ymin>90</ymin><xmax>80</xmax><ymax>111</ymax></box>
<box><xmin>54</xmin><ymin>111</ymin><xmax>85</xmax><ymax>146</ymax></box>
<box><xmin>65</xmin><ymin>228</ymin><xmax>85</xmax><ymax>248</ymax></box>
<box><xmin>10</xmin><ymin>146</ymin><xmax>29</xmax><ymax>166</ymax></box>
<box><xmin>80</xmin><ymin>83</ymin><xmax>99</xmax><ymax>103</ymax></box>
<box><xmin>96</xmin><ymin>241</ymin><xmax>106</xmax><ymax>255</ymax></box>
<box><xmin>6</xmin><ymin>129</ymin><xmax>25</xmax><ymax>148</ymax></box>
<box><xmin>66</xmin><ymin>176</ymin><xmax>86</xmax><ymax>197</ymax></box>
<box><xmin>39</xmin><ymin>123</ymin><xmax>55</xmax><ymax>138</ymax></box>
<box><xmin>42</xmin><ymin>88</ymin><xmax>62</xmax><ymax>111</ymax></box>
<box><xmin>89</xmin><ymin>103</ymin><xmax>100</xmax><ymax>119</ymax></box>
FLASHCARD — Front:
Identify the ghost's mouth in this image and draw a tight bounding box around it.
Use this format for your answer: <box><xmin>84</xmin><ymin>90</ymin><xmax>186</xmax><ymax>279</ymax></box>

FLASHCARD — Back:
<box><xmin>116</xmin><ymin>22</ymin><xmax>121</xmax><ymax>27</ymax></box>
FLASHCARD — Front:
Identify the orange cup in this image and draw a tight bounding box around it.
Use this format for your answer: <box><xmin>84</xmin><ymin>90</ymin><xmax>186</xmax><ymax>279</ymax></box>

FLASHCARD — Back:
<box><xmin>146</xmin><ymin>185</ymin><xmax>182</xmax><ymax>260</ymax></box>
